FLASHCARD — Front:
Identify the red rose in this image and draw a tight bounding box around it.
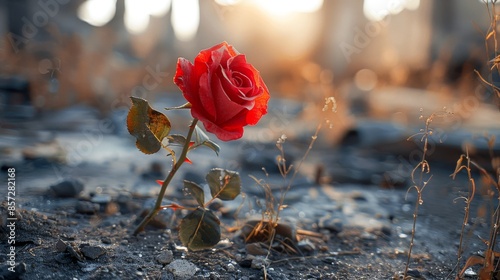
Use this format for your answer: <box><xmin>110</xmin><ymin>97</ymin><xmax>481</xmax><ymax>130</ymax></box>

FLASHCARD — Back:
<box><xmin>174</xmin><ymin>42</ymin><xmax>270</xmax><ymax>141</ymax></box>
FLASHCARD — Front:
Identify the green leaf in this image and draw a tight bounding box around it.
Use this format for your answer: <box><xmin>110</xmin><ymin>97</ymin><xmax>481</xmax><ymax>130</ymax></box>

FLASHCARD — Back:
<box><xmin>193</xmin><ymin>125</ymin><xmax>220</xmax><ymax>156</ymax></box>
<box><xmin>183</xmin><ymin>180</ymin><xmax>205</xmax><ymax>207</ymax></box>
<box><xmin>205</xmin><ymin>168</ymin><xmax>241</xmax><ymax>201</ymax></box>
<box><xmin>127</xmin><ymin>97</ymin><xmax>171</xmax><ymax>154</ymax></box>
<box><xmin>179</xmin><ymin>207</ymin><xmax>221</xmax><ymax>251</ymax></box>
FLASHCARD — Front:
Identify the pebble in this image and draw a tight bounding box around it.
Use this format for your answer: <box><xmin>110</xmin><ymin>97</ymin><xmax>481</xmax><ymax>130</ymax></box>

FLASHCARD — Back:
<box><xmin>245</xmin><ymin>243</ymin><xmax>268</xmax><ymax>256</ymax></box>
<box><xmin>140</xmin><ymin>198</ymin><xmax>175</xmax><ymax>229</ymax></box>
<box><xmin>318</xmin><ymin>217</ymin><xmax>343</xmax><ymax>233</ymax></box>
<box><xmin>54</xmin><ymin>253</ymin><xmax>73</xmax><ymax>264</ymax></box>
<box><xmin>101</xmin><ymin>237</ymin><xmax>113</xmax><ymax>244</ymax></box>
<box><xmin>55</xmin><ymin>239</ymin><xmax>67</xmax><ymax>252</ymax></box>
<box><xmin>80</xmin><ymin>245</ymin><xmax>106</xmax><ymax>260</ymax></box>
<box><xmin>67</xmin><ymin>243</ymin><xmax>85</xmax><ymax>262</ymax></box>
<box><xmin>166</xmin><ymin>260</ymin><xmax>198</xmax><ymax>278</ymax></box>
<box><xmin>81</xmin><ymin>263</ymin><xmax>100</xmax><ymax>272</ymax></box>
<box><xmin>226</xmin><ymin>263</ymin><xmax>236</xmax><ymax>272</ymax></box>
<box><xmin>0</xmin><ymin>262</ymin><xmax>26</xmax><ymax>279</ymax></box>
<box><xmin>50</xmin><ymin>179</ymin><xmax>84</xmax><ymax>198</ymax></box>
<box><xmin>250</xmin><ymin>256</ymin><xmax>270</xmax><ymax>270</ymax></box>
<box><xmin>156</xmin><ymin>250</ymin><xmax>174</xmax><ymax>265</ymax></box>
<box><xmin>238</xmin><ymin>258</ymin><xmax>252</xmax><ymax>269</ymax></box>
<box><xmin>75</xmin><ymin>201</ymin><xmax>100</xmax><ymax>215</ymax></box>
<box><xmin>298</xmin><ymin>239</ymin><xmax>316</xmax><ymax>253</ymax></box>
<box><xmin>361</xmin><ymin>232</ymin><xmax>377</xmax><ymax>241</ymax></box>
<box><xmin>91</xmin><ymin>194</ymin><xmax>112</xmax><ymax>204</ymax></box>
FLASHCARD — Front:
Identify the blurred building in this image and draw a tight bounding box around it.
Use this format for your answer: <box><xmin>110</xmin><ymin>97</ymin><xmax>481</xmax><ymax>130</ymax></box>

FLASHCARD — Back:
<box><xmin>0</xmin><ymin>0</ymin><xmax>493</xmax><ymax>112</ymax></box>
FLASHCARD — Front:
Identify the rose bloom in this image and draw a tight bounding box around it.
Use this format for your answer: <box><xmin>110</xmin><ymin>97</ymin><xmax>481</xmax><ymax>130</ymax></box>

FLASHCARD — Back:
<box><xmin>174</xmin><ymin>42</ymin><xmax>270</xmax><ymax>141</ymax></box>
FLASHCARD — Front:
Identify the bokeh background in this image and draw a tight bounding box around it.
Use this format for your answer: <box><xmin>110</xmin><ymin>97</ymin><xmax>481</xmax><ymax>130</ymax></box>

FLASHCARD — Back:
<box><xmin>0</xmin><ymin>0</ymin><xmax>496</xmax><ymax>119</ymax></box>
<box><xmin>1</xmin><ymin>0</ymin><xmax>500</xmax><ymax>167</ymax></box>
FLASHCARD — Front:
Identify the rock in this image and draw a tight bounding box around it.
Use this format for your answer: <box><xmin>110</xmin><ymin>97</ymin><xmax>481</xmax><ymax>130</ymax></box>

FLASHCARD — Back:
<box><xmin>251</xmin><ymin>256</ymin><xmax>270</xmax><ymax>270</ymax></box>
<box><xmin>91</xmin><ymin>194</ymin><xmax>112</xmax><ymax>204</ymax></box>
<box><xmin>245</xmin><ymin>243</ymin><xmax>268</xmax><ymax>256</ymax></box>
<box><xmin>55</xmin><ymin>239</ymin><xmax>67</xmax><ymax>252</ymax></box>
<box><xmin>67</xmin><ymin>243</ymin><xmax>85</xmax><ymax>262</ymax></box>
<box><xmin>166</xmin><ymin>260</ymin><xmax>198</xmax><ymax>278</ymax></box>
<box><xmin>22</xmin><ymin>140</ymin><xmax>66</xmax><ymax>164</ymax></box>
<box><xmin>226</xmin><ymin>263</ymin><xmax>236</xmax><ymax>272</ymax></box>
<box><xmin>140</xmin><ymin>198</ymin><xmax>175</xmax><ymax>229</ymax></box>
<box><xmin>238</xmin><ymin>259</ymin><xmax>252</xmax><ymax>268</ymax></box>
<box><xmin>80</xmin><ymin>263</ymin><xmax>100</xmax><ymax>272</ymax></box>
<box><xmin>50</xmin><ymin>179</ymin><xmax>84</xmax><ymax>198</ymax></box>
<box><xmin>116</xmin><ymin>193</ymin><xmax>140</xmax><ymax>214</ymax></box>
<box><xmin>361</xmin><ymin>232</ymin><xmax>377</xmax><ymax>241</ymax></box>
<box><xmin>75</xmin><ymin>201</ymin><xmax>99</xmax><ymax>215</ymax></box>
<box><xmin>101</xmin><ymin>237</ymin><xmax>113</xmax><ymax>244</ymax></box>
<box><xmin>318</xmin><ymin>217</ymin><xmax>343</xmax><ymax>234</ymax></box>
<box><xmin>159</xmin><ymin>271</ymin><xmax>175</xmax><ymax>280</ymax></box>
<box><xmin>298</xmin><ymin>239</ymin><xmax>316</xmax><ymax>253</ymax></box>
<box><xmin>0</xmin><ymin>262</ymin><xmax>27</xmax><ymax>280</ymax></box>
<box><xmin>156</xmin><ymin>250</ymin><xmax>174</xmax><ymax>265</ymax></box>
<box><xmin>80</xmin><ymin>245</ymin><xmax>106</xmax><ymax>260</ymax></box>
<box><xmin>239</xmin><ymin>145</ymin><xmax>295</xmax><ymax>174</ymax></box>
<box><xmin>54</xmin><ymin>252</ymin><xmax>73</xmax><ymax>264</ymax></box>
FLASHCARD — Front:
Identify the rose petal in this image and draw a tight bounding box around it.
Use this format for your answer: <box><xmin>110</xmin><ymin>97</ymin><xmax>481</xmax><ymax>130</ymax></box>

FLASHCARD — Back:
<box><xmin>211</xmin><ymin>70</ymin><xmax>245</xmax><ymax>123</ymax></box>
<box><xmin>201</xmin><ymin>117</ymin><xmax>244</xmax><ymax>141</ymax></box>
<box><xmin>198</xmin><ymin>72</ymin><xmax>216</xmax><ymax>119</ymax></box>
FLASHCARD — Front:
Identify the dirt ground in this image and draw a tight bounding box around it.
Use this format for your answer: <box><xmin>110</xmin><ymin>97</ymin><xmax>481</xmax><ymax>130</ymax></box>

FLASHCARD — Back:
<box><xmin>1</xmin><ymin>100</ymin><xmax>499</xmax><ymax>280</ymax></box>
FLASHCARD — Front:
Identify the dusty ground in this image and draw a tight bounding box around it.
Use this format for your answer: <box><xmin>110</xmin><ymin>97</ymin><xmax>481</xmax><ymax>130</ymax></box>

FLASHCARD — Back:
<box><xmin>1</xmin><ymin>98</ymin><xmax>499</xmax><ymax>280</ymax></box>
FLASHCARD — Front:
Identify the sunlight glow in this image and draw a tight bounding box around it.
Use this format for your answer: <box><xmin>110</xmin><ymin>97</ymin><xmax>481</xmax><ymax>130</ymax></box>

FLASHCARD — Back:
<box><xmin>144</xmin><ymin>0</ymin><xmax>172</xmax><ymax>17</ymax></box>
<box><xmin>78</xmin><ymin>0</ymin><xmax>171</xmax><ymax>33</ymax></box>
<box><xmin>77</xmin><ymin>0</ymin><xmax>117</xmax><ymax>27</ymax></box>
<box><xmin>256</xmin><ymin>0</ymin><xmax>323</xmax><ymax>16</ymax></box>
<box><xmin>214</xmin><ymin>0</ymin><xmax>242</xmax><ymax>6</ymax></box>
<box><xmin>363</xmin><ymin>0</ymin><xmax>420</xmax><ymax>22</ymax></box>
<box><xmin>171</xmin><ymin>0</ymin><xmax>200</xmax><ymax>41</ymax></box>
<box><xmin>354</xmin><ymin>69</ymin><xmax>378</xmax><ymax>91</ymax></box>
<box><xmin>124</xmin><ymin>0</ymin><xmax>150</xmax><ymax>34</ymax></box>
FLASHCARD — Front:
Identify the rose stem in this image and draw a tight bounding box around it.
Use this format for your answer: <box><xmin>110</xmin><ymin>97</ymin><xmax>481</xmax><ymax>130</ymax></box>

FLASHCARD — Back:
<box><xmin>133</xmin><ymin>118</ymin><xmax>199</xmax><ymax>235</ymax></box>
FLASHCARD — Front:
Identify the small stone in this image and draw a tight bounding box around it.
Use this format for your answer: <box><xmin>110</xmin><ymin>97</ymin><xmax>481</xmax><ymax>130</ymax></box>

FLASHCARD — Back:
<box><xmin>91</xmin><ymin>194</ymin><xmax>112</xmax><ymax>204</ymax></box>
<box><xmin>318</xmin><ymin>217</ymin><xmax>343</xmax><ymax>233</ymax></box>
<box><xmin>81</xmin><ymin>264</ymin><xmax>100</xmax><ymax>272</ymax></box>
<box><xmin>251</xmin><ymin>256</ymin><xmax>270</xmax><ymax>270</ymax></box>
<box><xmin>50</xmin><ymin>179</ymin><xmax>84</xmax><ymax>198</ymax></box>
<box><xmin>226</xmin><ymin>263</ymin><xmax>236</xmax><ymax>272</ymax></box>
<box><xmin>140</xmin><ymin>199</ymin><xmax>175</xmax><ymax>229</ymax></box>
<box><xmin>350</xmin><ymin>191</ymin><xmax>367</xmax><ymax>201</ymax></box>
<box><xmin>245</xmin><ymin>243</ymin><xmax>268</xmax><ymax>256</ymax></box>
<box><xmin>0</xmin><ymin>262</ymin><xmax>26</xmax><ymax>279</ymax></box>
<box><xmin>239</xmin><ymin>259</ymin><xmax>252</xmax><ymax>268</ymax></box>
<box><xmin>361</xmin><ymin>232</ymin><xmax>377</xmax><ymax>241</ymax></box>
<box><xmin>298</xmin><ymin>239</ymin><xmax>316</xmax><ymax>253</ymax></box>
<box><xmin>56</xmin><ymin>239</ymin><xmax>67</xmax><ymax>252</ymax></box>
<box><xmin>80</xmin><ymin>245</ymin><xmax>106</xmax><ymax>260</ymax></box>
<box><xmin>156</xmin><ymin>250</ymin><xmax>174</xmax><ymax>265</ymax></box>
<box><xmin>67</xmin><ymin>243</ymin><xmax>85</xmax><ymax>262</ymax></box>
<box><xmin>101</xmin><ymin>237</ymin><xmax>113</xmax><ymax>244</ymax></box>
<box><xmin>166</xmin><ymin>260</ymin><xmax>198</xmax><ymax>278</ymax></box>
<box><xmin>75</xmin><ymin>201</ymin><xmax>99</xmax><ymax>215</ymax></box>
<box><xmin>54</xmin><ymin>253</ymin><xmax>73</xmax><ymax>264</ymax></box>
